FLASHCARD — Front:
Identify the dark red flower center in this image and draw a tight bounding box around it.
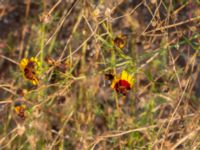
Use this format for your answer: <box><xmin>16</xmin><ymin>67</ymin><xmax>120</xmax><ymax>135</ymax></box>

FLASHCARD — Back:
<box><xmin>114</xmin><ymin>80</ymin><xmax>131</xmax><ymax>95</ymax></box>
<box><xmin>27</xmin><ymin>61</ymin><xmax>35</xmax><ymax>69</ymax></box>
<box><xmin>24</xmin><ymin>67</ymin><xmax>36</xmax><ymax>80</ymax></box>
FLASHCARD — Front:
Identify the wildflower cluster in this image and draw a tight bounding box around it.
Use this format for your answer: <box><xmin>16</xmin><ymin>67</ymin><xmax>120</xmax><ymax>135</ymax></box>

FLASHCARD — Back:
<box><xmin>15</xmin><ymin>32</ymin><xmax>135</xmax><ymax>121</ymax></box>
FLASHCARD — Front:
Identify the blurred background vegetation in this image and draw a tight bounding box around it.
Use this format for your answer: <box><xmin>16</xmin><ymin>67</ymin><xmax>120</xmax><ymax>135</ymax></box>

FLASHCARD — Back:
<box><xmin>0</xmin><ymin>0</ymin><xmax>200</xmax><ymax>149</ymax></box>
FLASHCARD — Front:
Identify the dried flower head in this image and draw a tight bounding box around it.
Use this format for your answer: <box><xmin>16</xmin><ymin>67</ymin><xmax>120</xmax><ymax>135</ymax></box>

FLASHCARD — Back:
<box><xmin>45</xmin><ymin>56</ymin><xmax>69</xmax><ymax>73</ymax></box>
<box><xmin>56</xmin><ymin>96</ymin><xmax>66</xmax><ymax>105</ymax></box>
<box><xmin>111</xmin><ymin>71</ymin><xmax>134</xmax><ymax>95</ymax></box>
<box><xmin>55</xmin><ymin>61</ymin><xmax>69</xmax><ymax>73</ymax></box>
<box><xmin>19</xmin><ymin>57</ymin><xmax>40</xmax><ymax>85</ymax></box>
<box><xmin>105</xmin><ymin>73</ymin><xmax>115</xmax><ymax>81</ymax></box>
<box><xmin>16</xmin><ymin>88</ymin><xmax>28</xmax><ymax>97</ymax></box>
<box><xmin>45</xmin><ymin>55</ymin><xmax>56</xmax><ymax>66</ymax></box>
<box><xmin>113</xmin><ymin>34</ymin><xmax>127</xmax><ymax>49</ymax></box>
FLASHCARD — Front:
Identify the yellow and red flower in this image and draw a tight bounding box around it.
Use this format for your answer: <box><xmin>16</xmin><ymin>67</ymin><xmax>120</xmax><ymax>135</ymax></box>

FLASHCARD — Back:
<box><xmin>19</xmin><ymin>57</ymin><xmax>40</xmax><ymax>85</ymax></box>
<box><xmin>111</xmin><ymin>71</ymin><xmax>134</xmax><ymax>95</ymax></box>
<box><xmin>14</xmin><ymin>101</ymin><xmax>27</xmax><ymax>119</ymax></box>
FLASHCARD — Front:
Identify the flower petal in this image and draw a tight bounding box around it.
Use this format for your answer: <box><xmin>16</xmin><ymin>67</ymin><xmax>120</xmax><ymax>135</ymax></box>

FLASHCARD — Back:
<box><xmin>19</xmin><ymin>58</ymin><xmax>28</xmax><ymax>70</ymax></box>
<box><xmin>111</xmin><ymin>77</ymin><xmax>119</xmax><ymax>89</ymax></box>
<box><xmin>121</xmin><ymin>70</ymin><xmax>128</xmax><ymax>80</ymax></box>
